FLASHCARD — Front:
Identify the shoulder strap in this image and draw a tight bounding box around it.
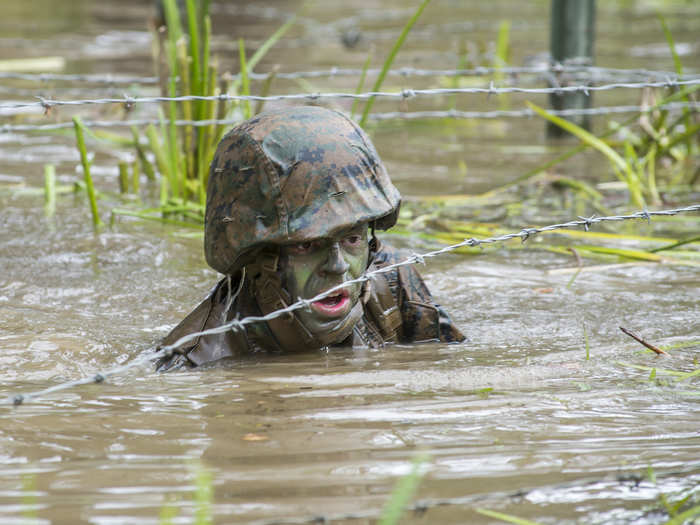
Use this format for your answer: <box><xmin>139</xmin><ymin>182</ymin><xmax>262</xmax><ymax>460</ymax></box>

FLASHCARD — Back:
<box><xmin>364</xmin><ymin>249</ymin><xmax>402</xmax><ymax>342</ymax></box>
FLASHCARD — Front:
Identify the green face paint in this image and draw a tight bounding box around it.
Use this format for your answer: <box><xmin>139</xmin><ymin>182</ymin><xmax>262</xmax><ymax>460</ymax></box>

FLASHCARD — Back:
<box><xmin>279</xmin><ymin>224</ymin><xmax>369</xmax><ymax>343</ymax></box>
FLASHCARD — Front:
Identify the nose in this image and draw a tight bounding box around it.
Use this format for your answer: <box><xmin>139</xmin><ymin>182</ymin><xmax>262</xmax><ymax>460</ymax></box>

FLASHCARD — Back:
<box><xmin>320</xmin><ymin>242</ymin><xmax>350</xmax><ymax>275</ymax></box>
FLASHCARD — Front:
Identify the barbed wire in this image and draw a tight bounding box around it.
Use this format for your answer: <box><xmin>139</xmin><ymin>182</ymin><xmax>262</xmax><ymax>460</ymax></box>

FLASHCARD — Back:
<box><xmin>366</xmin><ymin>102</ymin><xmax>700</xmax><ymax>121</ymax></box>
<box><xmin>243</xmin><ymin>465</ymin><xmax>700</xmax><ymax>525</ymax></box>
<box><xmin>1</xmin><ymin>101</ymin><xmax>697</xmax><ymax>133</ymax></box>
<box><xmin>2</xmin><ymin>78</ymin><xmax>699</xmax><ymax>112</ymax></box>
<box><xmin>1</xmin><ymin>65</ymin><xmax>696</xmax><ymax>86</ymax></box>
<box><xmin>3</xmin><ymin>205</ymin><xmax>699</xmax><ymax>408</ymax></box>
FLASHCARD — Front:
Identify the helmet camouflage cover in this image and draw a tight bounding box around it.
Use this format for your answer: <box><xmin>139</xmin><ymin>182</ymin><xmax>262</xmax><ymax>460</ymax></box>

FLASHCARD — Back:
<box><xmin>205</xmin><ymin>106</ymin><xmax>402</xmax><ymax>275</ymax></box>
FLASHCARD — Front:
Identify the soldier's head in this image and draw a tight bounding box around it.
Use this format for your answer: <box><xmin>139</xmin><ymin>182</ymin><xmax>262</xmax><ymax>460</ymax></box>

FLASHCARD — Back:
<box><xmin>204</xmin><ymin>106</ymin><xmax>401</xmax><ymax>347</ymax></box>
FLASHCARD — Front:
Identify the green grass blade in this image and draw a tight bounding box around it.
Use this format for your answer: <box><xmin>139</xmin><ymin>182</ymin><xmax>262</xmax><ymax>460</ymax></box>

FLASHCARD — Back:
<box><xmin>131</xmin><ymin>161</ymin><xmax>140</xmax><ymax>195</ymax></box>
<box><xmin>662</xmin><ymin>503</ymin><xmax>700</xmax><ymax>525</ymax></box>
<box><xmin>378</xmin><ymin>453</ymin><xmax>429</xmax><ymax>525</ymax></box>
<box><xmin>360</xmin><ymin>0</ymin><xmax>432</xmax><ymax>127</ymax></box>
<box><xmin>229</xmin><ymin>16</ymin><xmax>296</xmax><ymax>95</ymax></box>
<box><xmin>118</xmin><ymin>161</ymin><xmax>130</xmax><ymax>194</ymax></box>
<box><xmin>494</xmin><ymin>20</ymin><xmax>510</xmax><ymax>109</ymax></box>
<box><xmin>657</xmin><ymin>14</ymin><xmax>683</xmax><ymax>76</ymax></box>
<box><xmin>480</xmin><ymin>143</ymin><xmax>588</xmax><ymax>197</ymax></box>
<box><xmin>526</xmin><ymin>101</ymin><xmax>645</xmax><ymax>207</ymax></box>
<box><xmin>551</xmin><ymin>176</ymin><xmax>605</xmax><ymax>202</ymax></box>
<box><xmin>131</xmin><ymin>126</ymin><xmax>156</xmax><ymax>181</ymax></box>
<box><xmin>660</xmin><ymin>121</ymin><xmax>700</xmax><ymax>154</ymax></box>
<box><xmin>527</xmin><ymin>101</ymin><xmax>627</xmax><ymax>173</ymax></box>
<box><xmin>177</xmin><ymin>38</ymin><xmax>194</xmax><ymax>186</ymax></box>
<box><xmin>481</xmin><ymin>84</ymin><xmax>700</xmax><ymax>198</ymax></box>
<box><xmin>351</xmin><ymin>50</ymin><xmax>373</xmax><ymax>119</ymax></box>
<box><xmin>185</xmin><ymin>0</ymin><xmax>201</xmax><ymax>96</ymax></box>
<box><xmin>193</xmin><ymin>463</ymin><xmax>213</xmax><ymax>525</ymax></box>
<box><xmin>161</xmin><ymin>0</ymin><xmax>183</xmax><ymax>199</ymax></box>
<box><xmin>158</xmin><ymin>496</ymin><xmax>179</xmax><ymax>525</ymax></box>
<box><xmin>145</xmin><ymin>124</ymin><xmax>170</xmax><ymax>181</ymax></box>
<box><xmin>495</xmin><ymin>20</ymin><xmax>510</xmax><ymax>69</ymax></box>
<box><xmin>162</xmin><ymin>0</ymin><xmax>183</xmax><ymax>44</ymax></box>
<box><xmin>199</xmin><ymin>0</ymin><xmax>210</xmax><ymax>34</ymax></box>
<box><xmin>475</xmin><ymin>508</ymin><xmax>544</xmax><ymax>525</ymax></box>
<box><xmin>254</xmin><ymin>70</ymin><xmax>277</xmax><ymax>115</ymax></box>
<box><xmin>44</xmin><ymin>164</ymin><xmax>56</xmax><ymax>216</ymax></box>
<box><xmin>198</xmin><ymin>14</ymin><xmax>212</xmax><ymax>120</ymax></box>
<box><xmin>248</xmin><ymin>16</ymin><xmax>296</xmax><ymax>73</ymax></box>
<box><xmin>650</xmin><ymin>235</ymin><xmax>700</xmax><ymax>253</ymax></box>
<box><xmin>111</xmin><ymin>208</ymin><xmax>202</xmax><ymax>228</ymax></box>
<box><xmin>574</xmin><ymin>245</ymin><xmax>663</xmax><ymax>262</ymax></box>
<box><xmin>145</xmin><ymin>123</ymin><xmax>170</xmax><ymax>205</ymax></box>
<box><xmin>72</xmin><ymin>117</ymin><xmax>103</xmax><ymax>228</ymax></box>
<box><xmin>646</xmin><ymin>144</ymin><xmax>660</xmax><ymax>205</ymax></box>
<box><xmin>238</xmin><ymin>38</ymin><xmax>252</xmax><ymax>120</ymax></box>
<box><xmin>658</xmin><ymin>13</ymin><xmax>692</xmax><ymax>154</ymax></box>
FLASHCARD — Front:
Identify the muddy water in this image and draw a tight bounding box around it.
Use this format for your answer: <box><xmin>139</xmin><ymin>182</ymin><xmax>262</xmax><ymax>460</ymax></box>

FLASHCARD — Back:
<box><xmin>1</xmin><ymin>1</ymin><xmax>699</xmax><ymax>524</ymax></box>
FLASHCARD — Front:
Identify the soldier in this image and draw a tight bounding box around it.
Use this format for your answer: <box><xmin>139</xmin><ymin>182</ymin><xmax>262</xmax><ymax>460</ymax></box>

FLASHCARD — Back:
<box><xmin>156</xmin><ymin>106</ymin><xmax>464</xmax><ymax>371</ymax></box>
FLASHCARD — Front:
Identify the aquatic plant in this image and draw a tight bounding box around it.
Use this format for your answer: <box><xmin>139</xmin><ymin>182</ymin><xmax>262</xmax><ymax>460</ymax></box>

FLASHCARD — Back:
<box><xmin>110</xmin><ymin>0</ymin><xmax>294</xmax><ymax>224</ymax></box>
<box><xmin>152</xmin><ymin>0</ymin><xmax>292</xmax><ymax>202</ymax></box>
<box><xmin>357</xmin><ymin>0</ymin><xmax>432</xmax><ymax>127</ymax></box>
<box><xmin>378</xmin><ymin>452</ymin><xmax>430</xmax><ymax>525</ymax></box>
<box><xmin>193</xmin><ymin>462</ymin><xmax>213</xmax><ymax>525</ymax></box>
<box><xmin>73</xmin><ymin>117</ymin><xmax>103</xmax><ymax>229</ymax></box>
<box><xmin>157</xmin><ymin>462</ymin><xmax>212</xmax><ymax>525</ymax></box>
<box><xmin>475</xmin><ymin>509</ymin><xmax>543</xmax><ymax>525</ymax></box>
<box><xmin>522</xmin><ymin>15</ymin><xmax>698</xmax><ymax>209</ymax></box>
<box><xmin>44</xmin><ymin>164</ymin><xmax>56</xmax><ymax>217</ymax></box>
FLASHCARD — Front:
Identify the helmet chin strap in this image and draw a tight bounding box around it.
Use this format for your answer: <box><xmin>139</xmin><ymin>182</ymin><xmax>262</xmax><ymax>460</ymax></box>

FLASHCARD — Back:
<box><xmin>247</xmin><ymin>248</ymin><xmax>362</xmax><ymax>352</ymax></box>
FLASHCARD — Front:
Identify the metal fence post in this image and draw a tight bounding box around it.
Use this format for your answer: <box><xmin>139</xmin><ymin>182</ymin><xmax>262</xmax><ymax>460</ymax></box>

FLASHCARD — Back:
<box><xmin>548</xmin><ymin>0</ymin><xmax>596</xmax><ymax>136</ymax></box>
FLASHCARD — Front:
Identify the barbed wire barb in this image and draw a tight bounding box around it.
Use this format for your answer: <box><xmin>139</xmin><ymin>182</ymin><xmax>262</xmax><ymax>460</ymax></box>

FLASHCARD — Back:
<box><xmin>2</xmin><ymin>204</ymin><xmax>699</xmax><ymax>407</ymax></box>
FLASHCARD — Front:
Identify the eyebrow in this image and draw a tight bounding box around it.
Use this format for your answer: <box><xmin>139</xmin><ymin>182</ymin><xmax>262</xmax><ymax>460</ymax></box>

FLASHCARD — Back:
<box><xmin>286</xmin><ymin>225</ymin><xmax>367</xmax><ymax>246</ymax></box>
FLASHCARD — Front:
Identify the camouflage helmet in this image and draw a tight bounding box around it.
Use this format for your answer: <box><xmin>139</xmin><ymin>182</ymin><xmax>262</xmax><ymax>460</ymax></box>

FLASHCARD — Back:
<box><xmin>204</xmin><ymin>106</ymin><xmax>402</xmax><ymax>275</ymax></box>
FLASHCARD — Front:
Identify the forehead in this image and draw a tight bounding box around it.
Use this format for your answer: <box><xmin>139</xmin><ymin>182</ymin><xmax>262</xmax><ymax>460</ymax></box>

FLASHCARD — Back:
<box><xmin>285</xmin><ymin>222</ymin><xmax>369</xmax><ymax>245</ymax></box>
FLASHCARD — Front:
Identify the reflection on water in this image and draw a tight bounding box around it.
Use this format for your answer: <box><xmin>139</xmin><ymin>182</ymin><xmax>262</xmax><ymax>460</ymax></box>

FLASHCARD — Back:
<box><xmin>1</xmin><ymin>0</ymin><xmax>699</xmax><ymax>523</ymax></box>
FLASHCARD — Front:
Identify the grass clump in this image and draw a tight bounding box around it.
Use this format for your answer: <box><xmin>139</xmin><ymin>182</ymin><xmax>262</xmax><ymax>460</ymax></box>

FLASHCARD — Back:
<box><xmin>142</xmin><ymin>0</ymin><xmax>293</xmax><ymax>213</ymax></box>
<box><xmin>70</xmin><ymin>0</ymin><xmax>294</xmax><ymax>227</ymax></box>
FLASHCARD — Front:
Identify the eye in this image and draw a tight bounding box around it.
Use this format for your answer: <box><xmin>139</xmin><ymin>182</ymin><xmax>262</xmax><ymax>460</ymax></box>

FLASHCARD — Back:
<box><xmin>342</xmin><ymin>233</ymin><xmax>364</xmax><ymax>248</ymax></box>
<box><xmin>288</xmin><ymin>241</ymin><xmax>319</xmax><ymax>255</ymax></box>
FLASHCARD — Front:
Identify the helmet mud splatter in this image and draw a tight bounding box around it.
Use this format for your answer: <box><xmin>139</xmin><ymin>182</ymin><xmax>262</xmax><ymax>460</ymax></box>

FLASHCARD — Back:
<box><xmin>204</xmin><ymin>106</ymin><xmax>402</xmax><ymax>275</ymax></box>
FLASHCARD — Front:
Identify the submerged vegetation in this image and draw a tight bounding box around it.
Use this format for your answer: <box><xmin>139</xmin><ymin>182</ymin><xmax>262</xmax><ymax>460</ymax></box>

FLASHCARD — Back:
<box><xmin>151</xmin><ymin>456</ymin><xmax>700</xmax><ymax>525</ymax></box>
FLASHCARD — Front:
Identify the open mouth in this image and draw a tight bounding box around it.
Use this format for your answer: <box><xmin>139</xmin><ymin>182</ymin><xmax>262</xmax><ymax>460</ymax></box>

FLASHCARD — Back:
<box><xmin>310</xmin><ymin>289</ymin><xmax>351</xmax><ymax>317</ymax></box>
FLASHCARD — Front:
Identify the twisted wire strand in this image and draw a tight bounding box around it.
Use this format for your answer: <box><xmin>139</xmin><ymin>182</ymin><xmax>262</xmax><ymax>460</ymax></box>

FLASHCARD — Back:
<box><xmin>243</xmin><ymin>465</ymin><xmax>700</xmax><ymax>525</ymax></box>
<box><xmin>2</xmin><ymin>101</ymin><xmax>697</xmax><ymax>133</ymax></box>
<box><xmin>360</xmin><ymin>102</ymin><xmax>700</xmax><ymax>121</ymax></box>
<box><xmin>2</xmin><ymin>78</ymin><xmax>699</xmax><ymax>112</ymax></box>
<box><xmin>3</xmin><ymin>204</ymin><xmax>699</xmax><ymax>407</ymax></box>
<box><xmin>0</xmin><ymin>66</ymin><xmax>696</xmax><ymax>85</ymax></box>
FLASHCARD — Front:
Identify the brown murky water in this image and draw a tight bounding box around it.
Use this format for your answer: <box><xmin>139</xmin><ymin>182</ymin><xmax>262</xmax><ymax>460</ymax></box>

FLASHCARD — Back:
<box><xmin>1</xmin><ymin>1</ymin><xmax>699</xmax><ymax>524</ymax></box>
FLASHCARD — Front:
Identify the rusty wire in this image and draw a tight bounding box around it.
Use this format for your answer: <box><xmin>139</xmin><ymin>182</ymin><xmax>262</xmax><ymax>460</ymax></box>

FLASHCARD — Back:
<box><xmin>2</xmin><ymin>204</ymin><xmax>699</xmax><ymax>407</ymax></box>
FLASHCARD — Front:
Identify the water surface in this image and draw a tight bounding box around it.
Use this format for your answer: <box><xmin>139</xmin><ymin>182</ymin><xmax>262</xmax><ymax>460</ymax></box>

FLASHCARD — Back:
<box><xmin>1</xmin><ymin>1</ymin><xmax>699</xmax><ymax>523</ymax></box>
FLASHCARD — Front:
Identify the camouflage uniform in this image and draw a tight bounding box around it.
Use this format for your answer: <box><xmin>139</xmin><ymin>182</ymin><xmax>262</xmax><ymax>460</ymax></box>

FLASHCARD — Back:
<box><xmin>156</xmin><ymin>106</ymin><xmax>464</xmax><ymax>371</ymax></box>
